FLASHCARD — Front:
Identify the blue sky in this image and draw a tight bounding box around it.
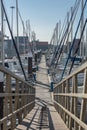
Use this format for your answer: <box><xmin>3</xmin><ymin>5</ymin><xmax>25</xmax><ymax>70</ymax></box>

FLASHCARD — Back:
<box><xmin>4</xmin><ymin>0</ymin><xmax>76</xmax><ymax>42</ymax></box>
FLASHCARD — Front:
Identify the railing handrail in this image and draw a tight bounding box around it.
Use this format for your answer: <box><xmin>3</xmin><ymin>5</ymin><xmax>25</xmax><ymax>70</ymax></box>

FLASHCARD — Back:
<box><xmin>0</xmin><ymin>66</ymin><xmax>35</xmax><ymax>130</ymax></box>
<box><xmin>54</xmin><ymin>62</ymin><xmax>87</xmax><ymax>130</ymax></box>
<box><xmin>0</xmin><ymin>66</ymin><xmax>35</xmax><ymax>88</ymax></box>
<box><xmin>54</xmin><ymin>61</ymin><xmax>87</xmax><ymax>88</ymax></box>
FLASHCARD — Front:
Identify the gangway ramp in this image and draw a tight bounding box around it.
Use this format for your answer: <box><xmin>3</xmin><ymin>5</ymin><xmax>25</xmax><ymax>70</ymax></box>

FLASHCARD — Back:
<box><xmin>15</xmin><ymin>55</ymin><xmax>68</xmax><ymax>130</ymax></box>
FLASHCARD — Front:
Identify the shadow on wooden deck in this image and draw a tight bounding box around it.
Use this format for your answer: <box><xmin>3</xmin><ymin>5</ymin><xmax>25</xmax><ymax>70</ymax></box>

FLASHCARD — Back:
<box><xmin>15</xmin><ymin>102</ymin><xmax>56</xmax><ymax>130</ymax></box>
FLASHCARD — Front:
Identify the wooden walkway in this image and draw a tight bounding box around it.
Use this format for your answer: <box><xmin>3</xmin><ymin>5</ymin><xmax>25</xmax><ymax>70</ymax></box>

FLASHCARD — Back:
<box><xmin>15</xmin><ymin>55</ymin><xmax>69</xmax><ymax>130</ymax></box>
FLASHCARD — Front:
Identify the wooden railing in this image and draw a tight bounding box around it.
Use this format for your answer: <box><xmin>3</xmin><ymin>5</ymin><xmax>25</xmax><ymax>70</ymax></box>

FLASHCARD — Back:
<box><xmin>54</xmin><ymin>62</ymin><xmax>87</xmax><ymax>130</ymax></box>
<box><xmin>0</xmin><ymin>66</ymin><xmax>35</xmax><ymax>130</ymax></box>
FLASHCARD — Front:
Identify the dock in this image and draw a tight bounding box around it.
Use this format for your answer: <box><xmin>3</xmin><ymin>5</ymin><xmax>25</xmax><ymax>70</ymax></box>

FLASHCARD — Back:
<box><xmin>15</xmin><ymin>55</ymin><xmax>68</xmax><ymax>130</ymax></box>
<box><xmin>0</xmin><ymin>0</ymin><xmax>87</xmax><ymax>129</ymax></box>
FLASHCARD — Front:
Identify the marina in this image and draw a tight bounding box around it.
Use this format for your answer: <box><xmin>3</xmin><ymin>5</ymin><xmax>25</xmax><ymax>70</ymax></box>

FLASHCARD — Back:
<box><xmin>0</xmin><ymin>0</ymin><xmax>87</xmax><ymax>130</ymax></box>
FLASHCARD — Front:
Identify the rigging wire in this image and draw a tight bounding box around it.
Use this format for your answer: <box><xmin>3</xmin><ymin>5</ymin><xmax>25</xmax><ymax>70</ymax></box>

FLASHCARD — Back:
<box><xmin>47</xmin><ymin>26</ymin><xmax>56</xmax><ymax>58</ymax></box>
<box><xmin>50</xmin><ymin>16</ymin><xmax>67</xmax><ymax>66</ymax></box>
<box><xmin>69</xmin><ymin>19</ymin><xmax>87</xmax><ymax>74</ymax></box>
<box><xmin>54</xmin><ymin>0</ymin><xmax>81</xmax><ymax>69</ymax></box>
<box><xmin>1</xmin><ymin>0</ymin><xmax>27</xmax><ymax>81</ymax></box>
<box><xmin>51</xmin><ymin>0</ymin><xmax>80</xmax><ymax>67</ymax></box>
<box><xmin>60</xmin><ymin>0</ymin><xmax>87</xmax><ymax>81</ymax></box>
<box><xmin>18</xmin><ymin>9</ymin><xmax>34</xmax><ymax>56</ymax></box>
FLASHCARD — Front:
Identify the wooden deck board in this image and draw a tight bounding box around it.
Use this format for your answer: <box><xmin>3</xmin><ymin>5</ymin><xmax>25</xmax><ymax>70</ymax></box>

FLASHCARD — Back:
<box><xmin>15</xmin><ymin>55</ymin><xmax>69</xmax><ymax>130</ymax></box>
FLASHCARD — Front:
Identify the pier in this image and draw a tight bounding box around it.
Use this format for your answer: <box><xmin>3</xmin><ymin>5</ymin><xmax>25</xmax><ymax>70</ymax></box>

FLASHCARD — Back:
<box><xmin>15</xmin><ymin>55</ymin><xmax>68</xmax><ymax>130</ymax></box>
<box><xmin>0</xmin><ymin>54</ymin><xmax>87</xmax><ymax>130</ymax></box>
<box><xmin>0</xmin><ymin>0</ymin><xmax>87</xmax><ymax>129</ymax></box>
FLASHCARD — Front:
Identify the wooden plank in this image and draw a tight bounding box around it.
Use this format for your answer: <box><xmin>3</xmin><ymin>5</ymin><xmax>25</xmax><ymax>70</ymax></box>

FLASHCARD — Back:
<box><xmin>69</xmin><ymin>76</ymin><xmax>74</xmax><ymax>129</ymax></box>
<box><xmin>66</xmin><ymin>79</ymin><xmax>69</xmax><ymax>127</ymax></box>
<box><xmin>15</xmin><ymin>105</ymin><xmax>42</xmax><ymax>130</ymax></box>
<box><xmin>49</xmin><ymin>106</ymin><xmax>69</xmax><ymax>130</ymax></box>
<box><xmin>73</xmin><ymin>75</ymin><xmax>78</xmax><ymax>130</ymax></box>
<box><xmin>15</xmin><ymin>55</ymin><xmax>69</xmax><ymax>130</ymax></box>
<box><xmin>54</xmin><ymin>100</ymin><xmax>87</xmax><ymax>130</ymax></box>
<box><xmin>79</xmin><ymin>69</ymin><xmax>87</xmax><ymax>130</ymax></box>
<box><xmin>3</xmin><ymin>74</ymin><xmax>9</xmax><ymax>130</ymax></box>
<box><xmin>54</xmin><ymin>93</ymin><xmax>87</xmax><ymax>99</ymax></box>
<box><xmin>0</xmin><ymin>66</ymin><xmax>35</xmax><ymax>88</ymax></box>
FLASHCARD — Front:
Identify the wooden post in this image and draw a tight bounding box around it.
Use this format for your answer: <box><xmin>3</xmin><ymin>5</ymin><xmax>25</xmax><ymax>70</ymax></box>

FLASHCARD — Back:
<box><xmin>79</xmin><ymin>69</ymin><xmax>87</xmax><ymax>130</ymax></box>
<box><xmin>0</xmin><ymin>72</ymin><xmax>4</xmax><ymax>119</ymax></box>
<box><xmin>0</xmin><ymin>0</ymin><xmax>4</xmax><ymax>124</ymax></box>
<box><xmin>73</xmin><ymin>75</ymin><xmax>78</xmax><ymax>129</ymax></box>
<box><xmin>69</xmin><ymin>76</ymin><xmax>75</xmax><ymax>129</ymax></box>
<box><xmin>3</xmin><ymin>73</ymin><xmax>9</xmax><ymax>130</ymax></box>
<box><xmin>62</xmin><ymin>83</ymin><xmax>65</xmax><ymax>121</ymax></box>
<box><xmin>66</xmin><ymin>79</ymin><xmax>70</xmax><ymax>127</ymax></box>
<box><xmin>34</xmin><ymin>51</ymin><xmax>37</xmax><ymax>65</ymax></box>
<box><xmin>28</xmin><ymin>52</ymin><xmax>33</xmax><ymax>78</ymax></box>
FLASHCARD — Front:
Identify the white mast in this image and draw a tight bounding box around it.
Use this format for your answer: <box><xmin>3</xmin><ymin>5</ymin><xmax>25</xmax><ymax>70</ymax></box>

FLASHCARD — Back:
<box><xmin>67</xmin><ymin>12</ymin><xmax>69</xmax><ymax>55</ymax></box>
<box><xmin>56</xmin><ymin>22</ymin><xmax>58</xmax><ymax>46</ymax></box>
<box><xmin>1</xmin><ymin>0</ymin><xmax>4</xmax><ymax>66</ymax></box>
<box><xmin>71</xmin><ymin>7</ymin><xmax>73</xmax><ymax>44</ymax></box>
<box><xmin>71</xmin><ymin>7</ymin><xmax>73</xmax><ymax>57</ymax></box>
<box><xmin>22</xmin><ymin>21</ymin><xmax>25</xmax><ymax>54</ymax></box>
<box><xmin>0</xmin><ymin>0</ymin><xmax>4</xmax><ymax>83</ymax></box>
<box><xmin>26</xmin><ymin>20</ymin><xmax>31</xmax><ymax>42</ymax></box>
<box><xmin>16</xmin><ymin>0</ymin><xmax>19</xmax><ymax>52</ymax></box>
<box><xmin>10</xmin><ymin>6</ymin><xmax>15</xmax><ymax>51</ymax></box>
<box><xmin>86</xmin><ymin>28</ymin><xmax>87</xmax><ymax>59</ymax></box>
<box><xmin>80</xmin><ymin>0</ymin><xmax>84</xmax><ymax>59</ymax></box>
<box><xmin>58</xmin><ymin>20</ymin><xmax>61</xmax><ymax>44</ymax></box>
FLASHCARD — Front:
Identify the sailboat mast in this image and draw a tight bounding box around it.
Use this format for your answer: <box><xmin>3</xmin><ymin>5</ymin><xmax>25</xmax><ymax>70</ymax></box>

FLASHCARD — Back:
<box><xmin>67</xmin><ymin>12</ymin><xmax>69</xmax><ymax>55</ymax></box>
<box><xmin>1</xmin><ymin>0</ymin><xmax>4</xmax><ymax>65</ymax></box>
<box><xmin>80</xmin><ymin>0</ymin><xmax>84</xmax><ymax>59</ymax></box>
<box><xmin>71</xmin><ymin>7</ymin><xmax>73</xmax><ymax>57</ymax></box>
<box><xmin>16</xmin><ymin>0</ymin><xmax>19</xmax><ymax>52</ymax></box>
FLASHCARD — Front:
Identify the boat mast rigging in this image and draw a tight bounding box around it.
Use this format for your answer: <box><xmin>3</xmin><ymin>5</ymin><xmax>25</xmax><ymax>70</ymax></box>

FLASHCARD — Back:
<box><xmin>60</xmin><ymin>0</ymin><xmax>87</xmax><ymax>80</ymax></box>
<box><xmin>0</xmin><ymin>0</ymin><xmax>27</xmax><ymax>81</ymax></box>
